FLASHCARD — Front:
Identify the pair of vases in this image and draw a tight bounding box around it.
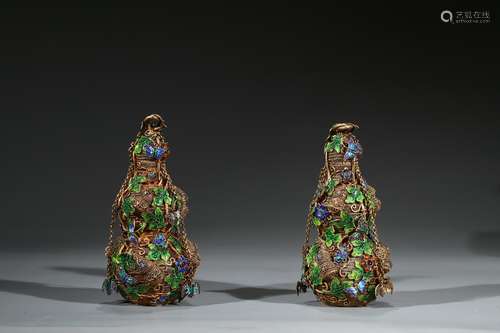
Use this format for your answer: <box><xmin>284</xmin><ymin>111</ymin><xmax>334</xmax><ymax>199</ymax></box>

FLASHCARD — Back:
<box><xmin>102</xmin><ymin>114</ymin><xmax>393</xmax><ymax>307</ymax></box>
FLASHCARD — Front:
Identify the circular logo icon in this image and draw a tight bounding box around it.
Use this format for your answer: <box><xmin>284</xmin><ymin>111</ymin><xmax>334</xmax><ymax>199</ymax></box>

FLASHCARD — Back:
<box><xmin>441</xmin><ymin>10</ymin><xmax>453</xmax><ymax>23</ymax></box>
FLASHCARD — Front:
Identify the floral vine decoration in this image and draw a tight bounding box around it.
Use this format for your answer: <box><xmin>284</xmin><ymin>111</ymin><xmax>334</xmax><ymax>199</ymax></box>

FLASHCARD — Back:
<box><xmin>147</xmin><ymin>233</ymin><xmax>170</xmax><ymax>261</ymax></box>
<box><xmin>297</xmin><ymin>122</ymin><xmax>393</xmax><ymax>306</ymax></box>
<box><xmin>133</xmin><ymin>135</ymin><xmax>166</xmax><ymax>160</ymax></box>
<box><xmin>141</xmin><ymin>208</ymin><xmax>166</xmax><ymax>230</ymax></box>
<box><xmin>345</xmin><ymin>185</ymin><xmax>365</xmax><ymax>204</ymax></box>
<box><xmin>324</xmin><ymin>134</ymin><xmax>343</xmax><ymax>153</ymax></box>
<box><xmin>104</xmin><ymin>114</ymin><xmax>200</xmax><ymax>305</ymax></box>
<box><xmin>129</xmin><ymin>175</ymin><xmax>147</xmax><ymax>193</ymax></box>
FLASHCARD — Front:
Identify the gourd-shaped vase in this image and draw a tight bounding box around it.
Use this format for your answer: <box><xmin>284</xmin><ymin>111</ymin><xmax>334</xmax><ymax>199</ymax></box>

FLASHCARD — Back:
<box><xmin>103</xmin><ymin>114</ymin><xmax>200</xmax><ymax>305</ymax></box>
<box><xmin>297</xmin><ymin>123</ymin><xmax>393</xmax><ymax>306</ymax></box>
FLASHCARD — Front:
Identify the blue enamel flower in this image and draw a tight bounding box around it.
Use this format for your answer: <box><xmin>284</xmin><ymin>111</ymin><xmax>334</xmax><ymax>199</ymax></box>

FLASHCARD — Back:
<box><xmin>358</xmin><ymin>279</ymin><xmax>367</xmax><ymax>293</ymax></box>
<box><xmin>333</xmin><ymin>248</ymin><xmax>348</xmax><ymax>263</ymax></box>
<box><xmin>345</xmin><ymin>287</ymin><xmax>358</xmax><ymax>297</ymax></box>
<box><xmin>313</xmin><ymin>204</ymin><xmax>330</xmax><ymax>220</ymax></box>
<box><xmin>159</xmin><ymin>295</ymin><xmax>167</xmax><ymax>303</ymax></box>
<box><xmin>344</xmin><ymin>140</ymin><xmax>363</xmax><ymax>160</ymax></box>
<box><xmin>128</xmin><ymin>222</ymin><xmax>135</xmax><ymax>233</ymax></box>
<box><xmin>347</xmin><ymin>141</ymin><xmax>359</xmax><ymax>151</ymax></box>
<box><xmin>153</xmin><ymin>233</ymin><xmax>166</xmax><ymax>247</ymax></box>
<box><xmin>144</xmin><ymin>144</ymin><xmax>155</xmax><ymax>158</ymax></box>
<box><xmin>155</xmin><ymin>147</ymin><xmax>165</xmax><ymax>159</ymax></box>
<box><xmin>341</xmin><ymin>169</ymin><xmax>352</xmax><ymax>183</ymax></box>
<box><xmin>344</xmin><ymin>151</ymin><xmax>354</xmax><ymax>160</ymax></box>
<box><xmin>128</xmin><ymin>235</ymin><xmax>137</xmax><ymax>243</ymax></box>
<box><xmin>175</xmin><ymin>256</ymin><xmax>190</xmax><ymax>273</ymax></box>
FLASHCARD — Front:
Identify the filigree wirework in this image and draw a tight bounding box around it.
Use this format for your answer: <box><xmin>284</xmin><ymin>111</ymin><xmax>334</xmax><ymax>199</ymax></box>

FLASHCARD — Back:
<box><xmin>297</xmin><ymin>122</ymin><xmax>393</xmax><ymax>306</ymax></box>
<box><xmin>102</xmin><ymin>114</ymin><xmax>200</xmax><ymax>305</ymax></box>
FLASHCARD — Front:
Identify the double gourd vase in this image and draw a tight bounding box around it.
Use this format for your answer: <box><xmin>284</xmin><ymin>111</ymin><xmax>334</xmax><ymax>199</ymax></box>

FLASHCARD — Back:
<box><xmin>298</xmin><ymin>122</ymin><xmax>393</xmax><ymax>306</ymax></box>
<box><xmin>103</xmin><ymin>114</ymin><xmax>200</xmax><ymax>305</ymax></box>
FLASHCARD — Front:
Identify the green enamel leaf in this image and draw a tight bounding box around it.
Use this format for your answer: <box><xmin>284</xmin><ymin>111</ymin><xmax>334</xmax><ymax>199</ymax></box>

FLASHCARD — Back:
<box><xmin>324</xmin><ymin>135</ymin><xmax>343</xmax><ymax>153</ymax></box>
<box><xmin>345</xmin><ymin>185</ymin><xmax>365</xmax><ymax>204</ymax></box>
<box><xmin>119</xmin><ymin>253</ymin><xmax>137</xmax><ymax>271</ymax></box>
<box><xmin>351</xmin><ymin>238</ymin><xmax>374</xmax><ymax>256</ymax></box>
<box><xmin>348</xmin><ymin>265</ymin><xmax>364</xmax><ymax>281</ymax></box>
<box><xmin>324</xmin><ymin>228</ymin><xmax>342</xmax><ymax>248</ymax></box>
<box><xmin>111</xmin><ymin>254</ymin><xmax>121</xmax><ymax>265</ymax></box>
<box><xmin>345</xmin><ymin>185</ymin><xmax>364</xmax><ymax>204</ymax></box>
<box><xmin>128</xmin><ymin>175</ymin><xmax>147</xmax><ymax>193</ymax></box>
<box><xmin>332</xmin><ymin>134</ymin><xmax>343</xmax><ymax>153</ymax></box>
<box><xmin>352</xmin><ymin>247</ymin><xmax>364</xmax><ymax>257</ymax></box>
<box><xmin>147</xmin><ymin>248</ymin><xmax>161</xmax><ymax>261</ymax></box>
<box><xmin>154</xmin><ymin>206</ymin><xmax>163</xmax><ymax>217</ymax></box>
<box><xmin>312</xmin><ymin>217</ymin><xmax>321</xmax><ymax>226</ymax></box>
<box><xmin>325</xmin><ymin>178</ymin><xmax>338</xmax><ymax>194</ymax></box>
<box><xmin>342</xmin><ymin>280</ymin><xmax>354</xmax><ymax>289</ymax></box>
<box><xmin>309</xmin><ymin>265</ymin><xmax>322</xmax><ymax>287</ymax></box>
<box><xmin>133</xmin><ymin>136</ymin><xmax>152</xmax><ymax>155</ymax></box>
<box><xmin>334</xmin><ymin>211</ymin><xmax>356</xmax><ymax>234</ymax></box>
<box><xmin>345</xmin><ymin>194</ymin><xmax>356</xmax><ymax>204</ymax></box>
<box><xmin>340</xmin><ymin>210</ymin><xmax>352</xmax><ymax>223</ymax></box>
<box><xmin>165</xmin><ymin>271</ymin><xmax>184</xmax><ymax>290</ymax></box>
<box><xmin>160</xmin><ymin>248</ymin><xmax>170</xmax><ymax>260</ymax></box>
<box><xmin>147</xmin><ymin>244</ymin><xmax>170</xmax><ymax>261</ymax></box>
<box><xmin>142</xmin><ymin>209</ymin><xmax>166</xmax><ymax>230</ymax></box>
<box><xmin>324</xmin><ymin>141</ymin><xmax>335</xmax><ymax>153</ymax></box>
<box><xmin>355</xmin><ymin>191</ymin><xmax>365</xmax><ymax>203</ymax></box>
<box><xmin>306</xmin><ymin>244</ymin><xmax>319</xmax><ymax>265</ymax></box>
<box><xmin>358</xmin><ymin>294</ymin><xmax>370</xmax><ymax>302</ymax></box>
<box><xmin>142</xmin><ymin>212</ymin><xmax>153</xmax><ymax>223</ymax></box>
<box><xmin>122</xmin><ymin>197</ymin><xmax>135</xmax><ymax>216</ymax></box>
<box><xmin>332</xmin><ymin>234</ymin><xmax>342</xmax><ymax>245</ymax></box>
<box><xmin>153</xmin><ymin>188</ymin><xmax>172</xmax><ymax>207</ymax></box>
<box><xmin>351</xmin><ymin>239</ymin><xmax>363</xmax><ymax>247</ymax></box>
<box><xmin>324</xmin><ymin>228</ymin><xmax>334</xmax><ymax>247</ymax></box>
<box><xmin>168</xmin><ymin>236</ymin><xmax>182</xmax><ymax>252</ymax></box>
<box><xmin>152</xmin><ymin>197</ymin><xmax>162</xmax><ymax>207</ymax></box>
<box><xmin>364</xmin><ymin>240</ymin><xmax>374</xmax><ymax>255</ymax></box>
<box><xmin>137</xmin><ymin>222</ymin><xmax>146</xmax><ymax>233</ymax></box>
<box><xmin>342</xmin><ymin>223</ymin><xmax>355</xmax><ymax>234</ymax></box>
<box><xmin>127</xmin><ymin>284</ymin><xmax>149</xmax><ymax>300</ymax></box>
<box><xmin>330</xmin><ymin>277</ymin><xmax>346</xmax><ymax>298</ymax></box>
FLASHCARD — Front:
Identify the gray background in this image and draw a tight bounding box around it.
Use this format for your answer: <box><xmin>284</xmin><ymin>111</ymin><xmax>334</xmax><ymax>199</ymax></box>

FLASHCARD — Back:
<box><xmin>0</xmin><ymin>3</ymin><xmax>499</xmax><ymax>332</ymax></box>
